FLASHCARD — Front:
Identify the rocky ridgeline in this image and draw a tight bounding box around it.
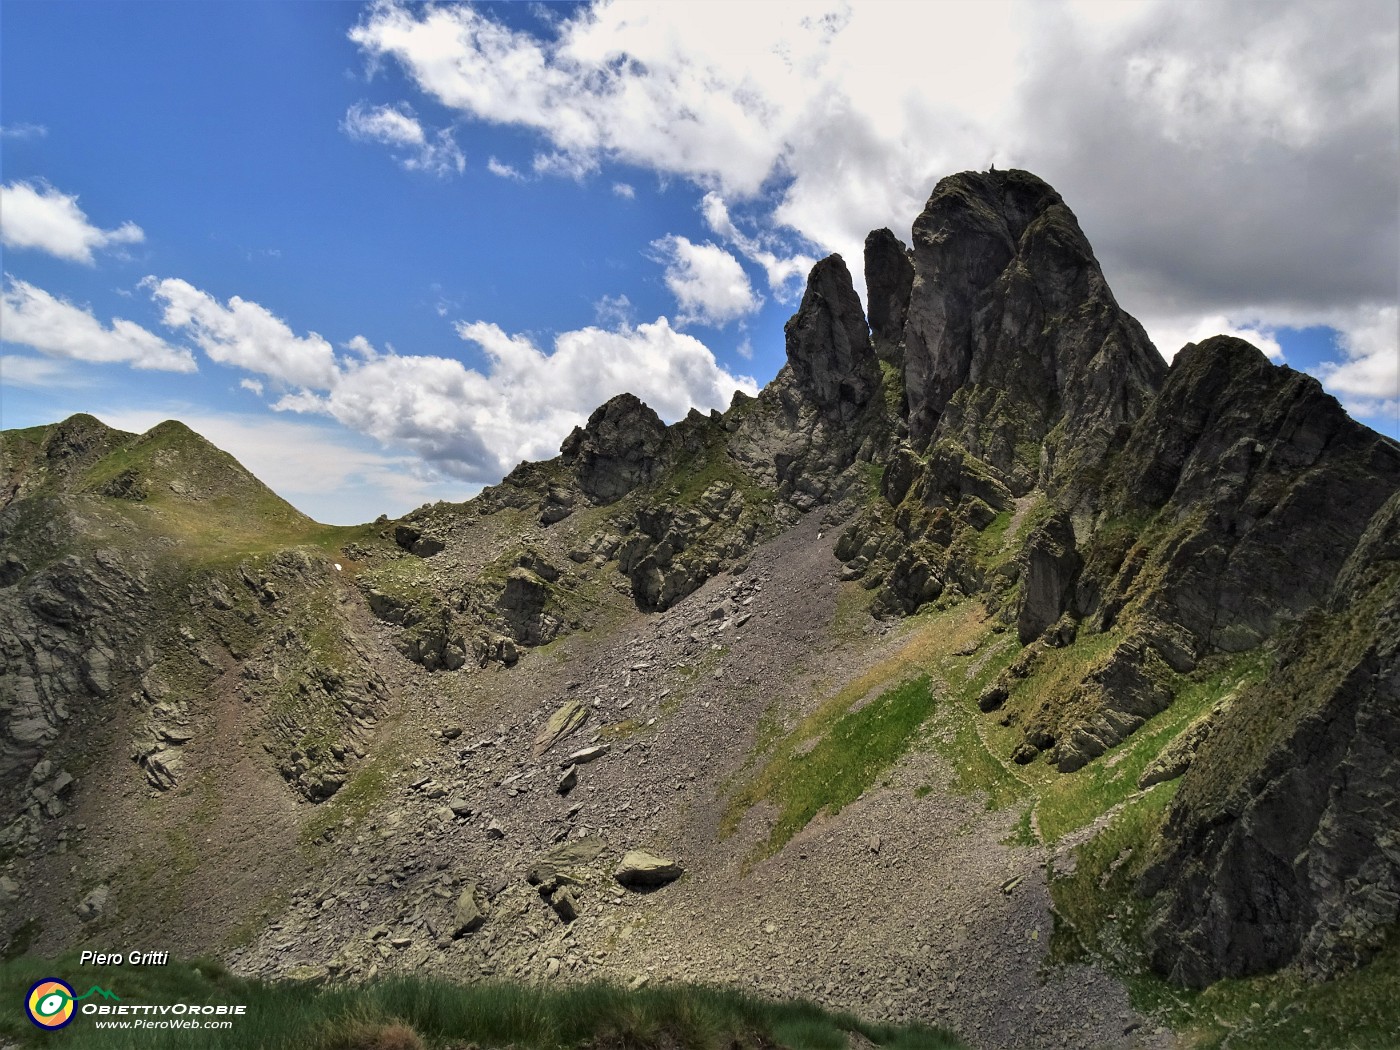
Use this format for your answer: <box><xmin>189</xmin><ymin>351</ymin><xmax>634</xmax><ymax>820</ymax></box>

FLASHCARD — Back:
<box><xmin>364</xmin><ymin>250</ymin><xmax>897</xmax><ymax>657</ymax></box>
<box><xmin>820</xmin><ymin>172</ymin><xmax>1400</xmax><ymax>983</ymax></box>
<box><xmin>1</xmin><ymin>168</ymin><xmax>1398</xmax><ymax>1009</ymax></box>
<box><xmin>0</xmin><ymin>418</ymin><xmax>388</xmax><ymax>827</ymax></box>
<box><xmin>1</xmin><ymin>418</ymin><xmax>163</xmax><ymax>856</ymax></box>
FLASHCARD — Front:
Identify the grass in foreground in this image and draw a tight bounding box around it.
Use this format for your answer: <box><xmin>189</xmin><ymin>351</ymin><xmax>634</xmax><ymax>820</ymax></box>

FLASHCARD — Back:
<box><xmin>0</xmin><ymin>957</ymin><xmax>967</xmax><ymax>1050</ymax></box>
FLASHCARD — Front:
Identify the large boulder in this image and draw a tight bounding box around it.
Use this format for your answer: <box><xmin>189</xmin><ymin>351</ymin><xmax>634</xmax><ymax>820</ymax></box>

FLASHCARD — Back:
<box><xmin>528</xmin><ymin>837</ymin><xmax>607</xmax><ymax>890</ymax></box>
<box><xmin>497</xmin><ymin>568</ymin><xmax>559</xmax><ymax>646</ymax></box>
<box><xmin>614</xmin><ymin>850</ymin><xmax>684</xmax><ymax>889</ymax></box>
<box><xmin>453</xmin><ymin>886</ymin><xmax>486</xmax><ymax>936</ymax></box>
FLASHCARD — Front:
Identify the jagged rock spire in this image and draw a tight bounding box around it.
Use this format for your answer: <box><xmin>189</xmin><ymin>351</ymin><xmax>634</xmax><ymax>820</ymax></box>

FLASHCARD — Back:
<box><xmin>864</xmin><ymin>228</ymin><xmax>913</xmax><ymax>363</ymax></box>
<box><xmin>783</xmin><ymin>254</ymin><xmax>882</xmax><ymax>425</ymax></box>
<box><xmin>558</xmin><ymin>393</ymin><xmax>667</xmax><ymax>504</ymax></box>
<box><xmin>902</xmin><ymin>168</ymin><xmax>1165</xmax><ymax>492</ymax></box>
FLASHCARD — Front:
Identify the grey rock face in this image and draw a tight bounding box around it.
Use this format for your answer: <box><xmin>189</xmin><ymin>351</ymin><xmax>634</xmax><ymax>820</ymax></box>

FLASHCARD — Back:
<box><xmin>616</xmin><ymin>482</ymin><xmax>757</xmax><ymax>612</ymax></box>
<box><xmin>901</xmin><ymin>169</ymin><xmax>1164</xmax><ymax>491</ymax></box>
<box><xmin>559</xmin><ymin>393</ymin><xmax>668</xmax><ymax>504</ymax></box>
<box><xmin>0</xmin><ymin>542</ymin><xmax>152</xmax><ymax>843</ymax></box>
<box><xmin>784</xmin><ymin>255</ymin><xmax>881</xmax><ymax>426</ymax></box>
<box><xmin>393</xmin><ymin>524</ymin><xmax>444</xmax><ymax>558</ymax></box>
<box><xmin>1084</xmin><ymin>336</ymin><xmax>1400</xmax><ymax>655</ymax></box>
<box><xmin>864</xmin><ymin>228</ymin><xmax>914</xmax><ymax>363</ymax></box>
<box><xmin>1140</xmin><ymin>489</ymin><xmax>1400</xmax><ymax>986</ymax></box>
<box><xmin>497</xmin><ymin>568</ymin><xmax>561</xmax><ymax>647</ymax></box>
<box><xmin>1015</xmin><ymin>513</ymin><xmax>1080</xmax><ymax>645</ymax></box>
<box><xmin>1137</xmin><ymin>700</ymin><xmax>1223</xmax><ymax>790</ymax></box>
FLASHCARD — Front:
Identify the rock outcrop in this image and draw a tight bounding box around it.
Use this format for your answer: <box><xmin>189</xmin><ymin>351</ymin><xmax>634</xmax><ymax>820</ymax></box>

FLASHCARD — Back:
<box><xmin>902</xmin><ymin>169</ymin><xmax>1164</xmax><ymax>492</ymax></box>
<box><xmin>783</xmin><ymin>254</ymin><xmax>882</xmax><ymax>426</ymax></box>
<box><xmin>1082</xmin><ymin>336</ymin><xmax>1400</xmax><ymax>652</ymax></box>
<box><xmin>864</xmin><ymin>228</ymin><xmax>914</xmax><ymax>364</ymax></box>
<box><xmin>614</xmin><ymin>850</ymin><xmax>684</xmax><ymax>889</ymax></box>
<box><xmin>1140</xmin><ymin>489</ymin><xmax>1400</xmax><ymax>986</ymax></box>
<box><xmin>1015</xmin><ymin>512</ymin><xmax>1080</xmax><ymax>645</ymax></box>
<box><xmin>559</xmin><ymin>394</ymin><xmax>669</xmax><ymax>505</ymax></box>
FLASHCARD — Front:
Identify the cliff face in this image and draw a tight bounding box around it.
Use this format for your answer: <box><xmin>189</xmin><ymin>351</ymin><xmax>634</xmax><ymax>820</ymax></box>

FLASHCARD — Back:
<box><xmin>832</xmin><ymin>173</ymin><xmax>1400</xmax><ymax>984</ymax></box>
<box><xmin>1140</xmin><ymin>489</ymin><xmax>1400</xmax><ymax>986</ymax></box>
<box><xmin>901</xmin><ymin>169</ymin><xmax>1165</xmax><ymax>493</ymax></box>
<box><xmin>2</xmin><ymin>167</ymin><xmax>1397</xmax><ymax>1009</ymax></box>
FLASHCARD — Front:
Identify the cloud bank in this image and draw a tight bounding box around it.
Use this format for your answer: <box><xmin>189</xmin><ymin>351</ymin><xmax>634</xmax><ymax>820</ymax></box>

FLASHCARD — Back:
<box><xmin>137</xmin><ymin>278</ymin><xmax>755</xmax><ymax>482</ymax></box>
<box><xmin>1</xmin><ymin>277</ymin><xmax>195</xmax><ymax>372</ymax></box>
<box><xmin>349</xmin><ymin>0</ymin><xmax>1398</xmax><ymax>408</ymax></box>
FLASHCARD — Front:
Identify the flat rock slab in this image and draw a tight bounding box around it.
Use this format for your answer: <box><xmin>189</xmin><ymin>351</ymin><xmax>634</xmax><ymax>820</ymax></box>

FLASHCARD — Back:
<box><xmin>533</xmin><ymin>699</ymin><xmax>589</xmax><ymax>757</ymax></box>
<box><xmin>615</xmin><ymin>850</ymin><xmax>684</xmax><ymax>889</ymax></box>
<box><xmin>561</xmin><ymin>744</ymin><xmax>610</xmax><ymax>766</ymax></box>
<box><xmin>528</xmin><ymin>836</ymin><xmax>607</xmax><ymax>887</ymax></box>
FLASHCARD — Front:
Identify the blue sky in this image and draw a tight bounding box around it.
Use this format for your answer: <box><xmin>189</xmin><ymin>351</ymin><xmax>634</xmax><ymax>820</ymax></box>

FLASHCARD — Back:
<box><xmin>2</xmin><ymin>1</ymin><xmax>1396</xmax><ymax>523</ymax></box>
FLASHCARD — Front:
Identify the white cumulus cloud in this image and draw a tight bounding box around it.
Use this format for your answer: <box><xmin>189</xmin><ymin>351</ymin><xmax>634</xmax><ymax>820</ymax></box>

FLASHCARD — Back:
<box><xmin>274</xmin><ymin>315</ymin><xmax>755</xmax><ymax>481</ymax></box>
<box><xmin>349</xmin><ymin>0</ymin><xmax>1398</xmax><ymax>420</ymax></box>
<box><xmin>346</xmin><ymin>0</ymin><xmax>1020</xmax><ymax>287</ymax></box>
<box><xmin>651</xmin><ymin>235</ymin><xmax>760</xmax><ymax>327</ymax></box>
<box><xmin>144</xmin><ymin>277</ymin><xmax>340</xmax><ymax>389</ymax></box>
<box><xmin>342</xmin><ymin>101</ymin><xmax>465</xmax><ymax>177</ymax></box>
<box><xmin>0</xmin><ymin>277</ymin><xmax>195</xmax><ymax>372</ymax></box>
<box><xmin>1316</xmin><ymin>305</ymin><xmax>1399</xmax><ymax>419</ymax></box>
<box><xmin>0</xmin><ymin>181</ymin><xmax>144</xmax><ymax>265</ymax></box>
<box><xmin>126</xmin><ymin>275</ymin><xmax>754</xmax><ymax>484</ymax></box>
<box><xmin>701</xmin><ymin>192</ymin><xmax>815</xmax><ymax>300</ymax></box>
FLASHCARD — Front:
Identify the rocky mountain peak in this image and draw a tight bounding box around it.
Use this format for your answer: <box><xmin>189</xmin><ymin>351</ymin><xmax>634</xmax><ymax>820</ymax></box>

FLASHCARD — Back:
<box><xmin>902</xmin><ymin>168</ymin><xmax>1165</xmax><ymax>492</ymax></box>
<box><xmin>558</xmin><ymin>392</ymin><xmax>668</xmax><ymax>504</ymax></box>
<box><xmin>863</xmin><ymin>227</ymin><xmax>914</xmax><ymax>363</ymax></box>
<box><xmin>38</xmin><ymin>413</ymin><xmax>129</xmax><ymax>473</ymax></box>
<box><xmin>1105</xmin><ymin>333</ymin><xmax>1394</xmax><ymax>517</ymax></box>
<box><xmin>783</xmin><ymin>253</ymin><xmax>882</xmax><ymax>425</ymax></box>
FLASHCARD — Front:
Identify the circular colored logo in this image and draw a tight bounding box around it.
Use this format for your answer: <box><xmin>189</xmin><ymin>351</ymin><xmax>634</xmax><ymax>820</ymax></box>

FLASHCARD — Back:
<box><xmin>26</xmin><ymin>978</ymin><xmax>76</xmax><ymax>1029</ymax></box>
